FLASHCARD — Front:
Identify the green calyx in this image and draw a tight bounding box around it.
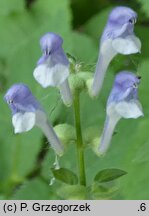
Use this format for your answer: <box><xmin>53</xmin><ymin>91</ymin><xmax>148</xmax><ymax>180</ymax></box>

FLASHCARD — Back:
<box><xmin>54</xmin><ymin>123</ymin><xmax>76</xmax><ymax>147</ymax></box>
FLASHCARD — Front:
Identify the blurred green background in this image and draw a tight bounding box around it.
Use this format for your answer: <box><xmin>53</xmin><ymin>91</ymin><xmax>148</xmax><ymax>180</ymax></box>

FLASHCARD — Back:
<box><xmin>0</xmin><ymin>0</ymin><xmax>149</xmax><ymax>200</ymax></box>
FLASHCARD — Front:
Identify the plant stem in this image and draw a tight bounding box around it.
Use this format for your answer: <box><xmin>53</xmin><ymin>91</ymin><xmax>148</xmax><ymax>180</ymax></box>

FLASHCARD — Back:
<box><xmin>73</xmin><ymin>91</ymin><xmax>86</xmax><ymax>186</ymax></box>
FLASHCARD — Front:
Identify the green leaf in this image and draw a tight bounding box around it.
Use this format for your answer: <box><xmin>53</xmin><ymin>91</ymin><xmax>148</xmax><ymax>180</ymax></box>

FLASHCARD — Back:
<box><xmin>94</xmin><ymin>169</ymin><xmax>127</xmax><ymax>183</ymax></box>
<box><xmin>51</xmin><ymin>168</ymin><xmax>78</xmax><ymax>185</ymax></box>
<box><xmin>84</xmin><ymin>7</ymin><xmax>113</xmax><ymax>39</ymax></box>
<box><xmin>31</xmin><ymin>0</ymin><xmax>72</xmax><ymax>46</ymax></box>
<box><xmin>57</xmin><ymin>184</ymin><xmax>87</xmax><ymax>200</ymax></box>
<box><xmin>0</xmin><ymin>0</ymin><xmax>25</xmax><ymax>15</ymax></box>
<box><xmin>71</xmin><ymin>31</ymin><xmax>98</xmax><ymax>62</ymax></box>
<box><xmin>0</xmin><ymin>195</ymin><xmax>7</xmax><ymax>200</ymax></box>
<box><xmin>132</xmin><ymin>139</ymin><xmax>149</xmax><ymax>164</ymax></box>
<box><xmin>137</xmin><ymin>0</ymin><xmax>149</xmax><ymax>17</ymax></box>
<box><xmin>12</xmin><ymin>178</ymin><xmax>58</xmax><ymax>200</ymax></box>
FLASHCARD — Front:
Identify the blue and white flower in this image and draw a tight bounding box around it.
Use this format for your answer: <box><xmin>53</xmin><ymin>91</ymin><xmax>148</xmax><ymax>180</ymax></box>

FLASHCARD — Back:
<box><xmin>33</xmin><ymin>32</ymin><xmax>72</xmax><ymax>106</ymax></box>
<box><xmin>4</xmin><ymin>83</ymin><xmax>64</xmax><ymax>155</ymax></box>
<box><xmin>98</xmin><ymin>71</ymin><xmax>143</xmax><ymax>154</ymax></box>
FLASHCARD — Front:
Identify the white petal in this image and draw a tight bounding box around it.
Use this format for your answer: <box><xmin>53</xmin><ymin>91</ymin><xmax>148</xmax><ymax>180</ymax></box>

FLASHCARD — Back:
<box><xmin>35</xmin><ymin>110</ymin><xmax>64</xmax><ymax>156</ymax></box>
<box><xmin>12</xmin><ymin>112</ymin><xmax>36</xmax><ymax>133</ymax></box>
<box><xmin>52</xmin><ymin>64</ymin><xmax>69</xmax><ymax>86</ymax></box>
<box><xmin>112</xmin><ymin>35</ymin><xmax>141</xmax><ymax>54</ymax></box>
<box><xmin>59</xmin><ymin>79</ymin><xmax>72</xmax><ymax>106</ymax></box>
<box><xmin>100</xmin><ymin>39</ymin><xmax>117</xmax><ymax>57</ymax></box>
<box><xmin>33</xmin><ymin>64</ymin><xmax>69</xmax><ymax>88</ymax></box>
<box><xmin>33</xmin><ymin>64</ymin><xmax>55</xmax><ymax>88</ymax></box>
<box><xmin>107</xmin><ymin>103</ymin><xmax>121</xmax><ymax>120</ymax></box>
<box><xmin>98</xmin><ymin>116</ymin><xmax>120</xmax><ymax>154</ymax></box>
<box><xmin>35</xmin><ymin>110</ymin><xmax>47</xmax><ymax>125</ymax></box>
<box><xmin>91</xmin><ymin>40</ymin><xmax>117</xmax><ymax>97</ymax></box>
<box><xmin>115</xmin><ymin>100</ymin><xmax>144</xmax><ymax>119</ymax></box>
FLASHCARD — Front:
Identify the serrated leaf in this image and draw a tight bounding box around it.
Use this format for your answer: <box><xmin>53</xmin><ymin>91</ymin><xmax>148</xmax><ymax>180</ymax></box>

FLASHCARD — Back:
<box><xmin>94</xmin><ymin>169</ymin><xmax>127</xmax><ymax>183</ymax></box>
<box><xmin>51</xmin><ymin>168</ymin><xmax>78</xmax><ymax>185</ymax></box>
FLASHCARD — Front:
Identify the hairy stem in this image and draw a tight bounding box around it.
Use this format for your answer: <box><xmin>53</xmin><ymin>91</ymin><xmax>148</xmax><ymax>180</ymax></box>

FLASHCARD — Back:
<box><xmin>73</xmin><ymin>92</ymin><xmax>86</xmax><ymax>186</ymax></box>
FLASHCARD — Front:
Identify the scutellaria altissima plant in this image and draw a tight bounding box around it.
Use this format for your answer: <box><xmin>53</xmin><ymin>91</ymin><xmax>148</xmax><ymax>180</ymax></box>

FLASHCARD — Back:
<box><xmin>4</xmin><ymin>6</ymin><xmax>144</xmax><ymax>199</ymax></box>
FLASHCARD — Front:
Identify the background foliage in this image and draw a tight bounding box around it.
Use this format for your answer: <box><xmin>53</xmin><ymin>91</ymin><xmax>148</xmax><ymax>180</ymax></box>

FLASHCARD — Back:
<box><xmin>0</xmin><ymin>0</ymin><xmax>149</xmax><ymax>200</ymax></box>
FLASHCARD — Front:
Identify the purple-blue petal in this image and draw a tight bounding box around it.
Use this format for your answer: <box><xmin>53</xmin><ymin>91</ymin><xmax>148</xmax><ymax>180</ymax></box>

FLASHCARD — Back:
<box><xmin>37</xmin><ymin>54</ymin><xmax>49</xmax><ymax>65</ymax></box>
<box><xmin>40</xmin><ymin>32</ymin><xmax>63</xmax><ymax>53</ymax></box>
<box><xmin>101</xmin><ymin>6</ymin><xmax>137</xmax><ymax>42</ymax></box>
<box><xmin>4</xmin><ymin>84</ymin><xmax>42</xmax><ymax>115</ymax></box>
<box><xmin>37</xmin><ymin>32</ymin><xmax>69</xmax><ymax>67</ymax></box>
<box><xmin>107</xmin><ymin>71</ymin><xmax>140</xmax><ymax>105</ymax></box>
